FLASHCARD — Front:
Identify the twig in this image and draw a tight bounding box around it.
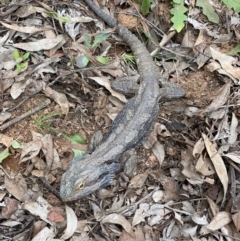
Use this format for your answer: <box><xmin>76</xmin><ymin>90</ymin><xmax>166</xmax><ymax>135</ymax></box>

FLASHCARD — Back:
<box><xmin>39</xmin><ymin>177</ymin><xmax>62</xmax><ymax>200</ymax></box>
<box><xmin>1</xmin><ymin>99</ymin><xmax>51</xmax><ymax>131</ymax></box>
<box><xmin>48</xmin><ymin>66</ymin><xmax>116</xmax><ymax>88</ymax></box>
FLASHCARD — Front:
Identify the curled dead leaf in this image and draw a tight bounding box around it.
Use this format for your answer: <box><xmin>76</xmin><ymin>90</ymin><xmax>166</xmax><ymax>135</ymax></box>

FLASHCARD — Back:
<box><xmin>202</xmin><ymin>133</ymin><xmax>228</xmax><ymax>204</ymax></box>
<box><xmin>201</xmin><ymin>82</ymin><xmax>231</xmax><ymax>114</ymax></box>
<box><xmin>101</xmin><ymin>213</ymin><xmax>133</xmax><ymax>234</ymax></box>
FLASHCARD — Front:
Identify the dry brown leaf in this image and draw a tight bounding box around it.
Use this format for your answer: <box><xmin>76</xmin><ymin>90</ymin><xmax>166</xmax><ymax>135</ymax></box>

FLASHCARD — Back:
<box><xmin>128</xmin><ymin>172</ymin><xmax>148</xmax><ymax>189</ymax></box>
<box><xmin>60</xmin><ymin>206</ymin><xmax>78</xmax><ymax>240</ymax></box>
<box><xmin>0</xmin><ymin>21</ymin><xmax>51</xmax><ymax>34</ymax></box>
<box><xmin>143</xmin><ymin>122</ymin><xmax>171</xmax><ymax>149</ymax></box>
<box><xmin>10</xmin><ymin>78</ymin><xmax>33</xmax><ymax>99</ymax></box>
<box><xmin>181</xmin><ymin>159</ymin><xmax>203</xmax><ymax>184</ymax></box>
<box><xmin>41</xmin><ymin>134</ymin><xmax>54</xmax><ymax>169</ymax></box>
<box><xmin>119</xmin><ymin>230</ymin><xmax>136</xmax><ymax>241</ymax></box>
<box><xmin>152</xmin><ymin>190</ymin><xmax>164</xmax><ymax>202</ymax></box>
<box><xmin>232</xmin><ymin>212</ymin><xmax>240</xmax><ymax>231</ymax></box>
<box><xmin>201</xmin><ymin>82</ymin><xmax>231</xmax><ymax>113</ymax></box>
<box><xmin>210</xmin><ymin>47</ymin><xmax>240</xmax><ymax>79</ymax></box>
<box><xmin>15</xmin><ymin>5</ymin><xmax>36</xmax><ymax>18</ymax></box>
<box><xmin>202</xmin><ymin>133</ymin><xmax>228</xmax><ymax>204</ymax></box>
<box><xmin>89</xmin><ymin>76</ymin><xmax>127</xmax><ymax>103</ymax></box>
<box><xmin>12</xmin><ymin>34</ymin><xmax>66</xmax><ymax>51</ymax></box>
<box><xmin>182</xmin><ymin>225</ymin><xmax>198</xmax><ymax>238</ymax></box>
<box><xmin>31</xmin><ymin>227</ymin><xmax>55</xmax><ymax>241</ymax></box>
<box><xmin>101</xmin><ymin>213</ymin><xmax>133</xmax><ymax>234</ymax></box>
<box><xmin>195</xmin><ymin>155</ymin><xmax>215</xmax><ymax>176</ymax></box>
<box><xmin>47</xmin><ymin>209</ymin><xmax>64</xmax><ymax>223</ymax></box>
<box><xmin>20</xmin><ymin>140</ymin><xmax>42</xmax><ymax>163</ymax></box>
<box><xmin>200</xmin><ymin>211</ymin><xmax>231</xmax><ymax>235</ymax></box>
<box><xmin>207</xmin><ymin>62</ymin><xmax>239</xmax><ymax>85</ymax></box>
<box><xmin>224</xmin><ymin>152</ymin><xmax>240</xmax><ymax>164</ymax></box>
<box><xmin>0</xmin><ymin>112</ymin><xmax>12</xmax><ymax>125</ymax></box>
<box><xmin>132</xmin><ymin>207</ymin><xmax>146</xmax><ymax>226</ymax></box>
<box><xmin>0</xmin><ymin>31</ymin><xmax>9</xmax><ymax>45</ymax></box>
<box><xmin>151</xmin><ymin>141</ymin><xmax>165</xmax><ymax>167</ymax></box>
<box><xmin>0</xmin><ymin>134</ymin><xmax>13</xmax><ymax>147</ymax></box>
<box><xmin>191</xmin><ymin>213</ymin><xmax>208</xmax><ymax>225</ymax></box>
<box><xmin>4</xmin><ymin>174</ymin><xmax>27</xmax><ymax>201</ymax></box>
<box><xmin>1</xmin><ymin>197</ymin><xmax>19</xmax><ymax>219</ymax></box>
<box><xmin>102</xmin><ymin>58</ymin><xmax>124</xmax><ymax>77</ymax></box>
<box><xmin>144</xmin><ymin>204</ymin><xmax>165</xmax><ymax>226</ymax></box>
<box><xmin>228</xmin><ymin>112</ymin><xmax>238</xmax><ymax>145</ymax></box>
<box><xmin>192</xmin><ymin>138</ymin><xmax>205</xmax><ymax>157</ymax></box>
<box><xmin>44</xmin><ymin>86</ymin><xmax>69</xmax><ymax>115</ymax></box>
<box><xmin>22</xmin><ymin>196</ymin><xmax>53</xmax><ymax>224</ymax></box>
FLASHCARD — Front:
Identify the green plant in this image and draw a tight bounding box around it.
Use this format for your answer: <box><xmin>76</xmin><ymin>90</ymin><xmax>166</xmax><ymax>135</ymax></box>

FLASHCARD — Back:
<box><xmin>228</xmin><ymin>44</ymin><xmax>240</xmax><ymax>55</ymax></box>
<box><xmin>170</xmin><ymin>0</ymin><xmax>188</xmax><ymax>33</ymax></box>
<box><xmin>0</xmin><ymin>148</ymin><xmax>10</xmax><ymax>163</ymax></box>
<box><xmin>67</xmin><ymin>133</ymin><xmax>87</xmax><ymax>157</ymax></box>
<box><xmin>45</xmin><ymin>11</ymin><xmax>71</xmax><ymax>23</ymax></box>
<box><xmin>34</xmin><ymin>112</ymin><xmax>62</xmax><ymax>133</ymax></box>
<box><xmin>84</xmin><ymin>29</ymin><xmax>112</xmax><ymax>49</ymax></box>
<box><xmin>221</xmin><ymin>0</ymin><xmax>240</xmax><ymax>12</ymax></box>
<box><xmin>120</xmin><ymin>53</ymin><xmax>137</xmax><ymax>67</ymax></box>
<box><xmin>13</xmin><ymin>50</ymin><xmax>30</xmax><ymax>72</ymax></box>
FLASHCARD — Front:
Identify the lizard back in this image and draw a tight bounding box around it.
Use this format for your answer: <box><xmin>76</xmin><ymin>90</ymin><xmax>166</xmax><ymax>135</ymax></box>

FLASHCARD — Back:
<box><xmin>59</xmin><ymin>0</ymin><xmax>161</xmax><ymax>201</ymax></box>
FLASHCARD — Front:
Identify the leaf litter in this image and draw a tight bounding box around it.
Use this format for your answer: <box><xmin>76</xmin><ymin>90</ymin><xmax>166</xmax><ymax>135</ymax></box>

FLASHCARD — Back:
<box><xmin>0</xmin><ymin>0</ymin><xmax>240</xmax><ymax>240</ymax></box>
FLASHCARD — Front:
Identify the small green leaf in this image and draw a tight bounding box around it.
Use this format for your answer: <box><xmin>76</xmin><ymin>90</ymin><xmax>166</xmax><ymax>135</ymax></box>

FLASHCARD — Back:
<box><xmin>46</xmin><ymin>11</ymin><xmax>71</xmax><ymax>23</ymax></box>
<box><xmin>170</xmin><ymin>0</ymin><xmax>188</xmax><ymax>33</ymax></box>
<box><xmin>0</xmin><ymin>148</ymin><xmax>9</xmax><ymax>163</ymax></box>
<box><xmin>95</xmin><ymin>56</ymin><xmax>110</xmax><ymax>64</ymax></box>
<box><xmin>221</xmin><ymin>0</ymin><xmax>240</xmax><ymax>13</ymax></box>
<box><xmin>228</xmin><ymin>44</ymin><xmax>240</xmax><ymax>56</ymax></box>
<box><xmin>121</xmin><ymin>53</ymin><xmax>136</xmax><ymax>65</ymax></box>
<box><xmin>76</xmin><ymin>55</ymin><xmax>89</xmax><ymax>68</ymax></box>
<box><xmin>16</xmin><ymin>62</ymin><xmax>26</xmax><ymax>72</ymax></box>
<box><xmin>22</xmin><ymin>52</ymin><xmax>30</xmax><ymax>61</ymax></box>
<box><xmin>84</xmin><ymin>33</ymin><xmax>92</xmax><ymax>48</ymax></box>
<box><xmin>196</xmin><ymin>0</ymin><xmax>219</xmax><ymax>24</ymax></box>
<box><xmin>16</xmin><ymin>64</ymin><xmax>22</xmax><ymax>72</ymax></box>
<box><xmin>13</xmin><ymin>49</ymin><xmax>20</xmax><ymax>60</ymax></box>
<box><xmin>91</xmin><ymin>29</ymin><xmax>112</xmax><ymax>48</ymax></box>
<box><xmin>70</xmin><ymin>134</ymin><xmax>87</xmax><ymax>157</ymax></box>
<box><xmin>57</xmin><ymin>15</ymin><xmax>71</xmax><ymax>23</ymax></box>
<box><xmin>141</xmin><ymin>0</ymin><xmax>153</xmax><ymax>15</ymax></box>
<box><xmin>12</xmin><ymin>140</ymin><xmax>25</xmax><ymax>149</ymax></box>
<box><xmin>70</xmin><ymin>134</ymin><xmax>87</xmax><ymax>145</ymax></box>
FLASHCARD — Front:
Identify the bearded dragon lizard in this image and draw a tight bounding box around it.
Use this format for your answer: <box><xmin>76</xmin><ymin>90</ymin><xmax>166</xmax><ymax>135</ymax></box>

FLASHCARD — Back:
<box><xmin>60</xmin><ymin>0</ymin><xmax>185</xmax><ymax>201</ymax></box>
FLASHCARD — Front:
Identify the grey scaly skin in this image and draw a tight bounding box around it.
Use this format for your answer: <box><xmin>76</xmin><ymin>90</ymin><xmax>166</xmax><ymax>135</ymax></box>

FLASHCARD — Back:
<box><xmin>59</xmin><ymin>0</ymin><xmax>185</xmax><ymax>201</ymax></box>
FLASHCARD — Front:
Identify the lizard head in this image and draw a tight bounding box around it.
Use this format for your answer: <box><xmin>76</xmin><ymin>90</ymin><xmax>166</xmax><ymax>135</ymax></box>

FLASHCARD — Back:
<box><xmin>60</xmin><ymin>155</ymin><xmax>121</xmax><ymax>201</ymax></box>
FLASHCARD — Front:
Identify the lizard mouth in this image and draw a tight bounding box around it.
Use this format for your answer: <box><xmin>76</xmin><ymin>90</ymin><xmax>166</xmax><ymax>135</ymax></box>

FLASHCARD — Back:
<box><xmin>60</xmin><ymin>171</ymin><xmax>115</xmax><ymax>202</ymax></box>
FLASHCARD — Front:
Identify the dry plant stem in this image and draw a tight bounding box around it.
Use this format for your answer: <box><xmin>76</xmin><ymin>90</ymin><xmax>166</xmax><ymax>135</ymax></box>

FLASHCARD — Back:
<box><xmin>48</xmin><ymin>67</ymin><xmax>116</xmax><ymax>88</ymax></box>
<box><xmin>0</xmin><ymin>5</ymin><xmax>18</xmax><ymax>19</ymax></box>
<box><xmin>211</xmin><ymin>230</ymin><xmax>240</xmax><ymax>241</ymax></box>
<box><xmin>40</xmin><ymin>177</ymin><xmax>62</xmax><ymax>200</ymax></box>
<box><xmin>228</xmin><ymin>158</ymin><xmax>240</xmax><ymax>173</ymax></box>
<box><xmin>229</xmin><ymin>165</ymin><xmax>237</xmax><ymax>210</ymax></box>
<box><xmin>8</xmin><ymin>89</ymin><xmax>44</xmax><ymax>112</ymax></box>
<box><xmin>160</xmin><ymin>31</ymin><xmax>176</xmax><ymax>47</ymax></box>
<box><xmin>1</xmin><ymin>99</ymin><xmax>51</xmax><ymax>131</ymax></box>
<box><xmin>150</xmin><ymin>31</ymin><xmax>176</xmax><ymax>56</ymax></box>
<box><xmin>0</xmin><ymin>165</ymin><xmax>11</xmax><ymax>178</ymax></box>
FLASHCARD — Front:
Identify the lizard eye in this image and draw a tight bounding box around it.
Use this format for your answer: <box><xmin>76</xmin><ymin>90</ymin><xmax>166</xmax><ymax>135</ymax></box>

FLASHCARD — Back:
<box><xmin>74</xmin><ymin>180</ymin><xmax>85</xmax><ymax>190</ymax></box>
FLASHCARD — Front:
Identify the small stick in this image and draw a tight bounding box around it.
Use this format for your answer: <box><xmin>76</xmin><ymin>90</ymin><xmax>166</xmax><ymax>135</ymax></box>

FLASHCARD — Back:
<box><xmin>39</xmin><ymin>177</ymin><xmax>62</xmax><ymax>200</ymax></box>
<box><xmin>1</xmin><ymin>99</ymin><xmax>51</xmax><ymax>131</ymax></box>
